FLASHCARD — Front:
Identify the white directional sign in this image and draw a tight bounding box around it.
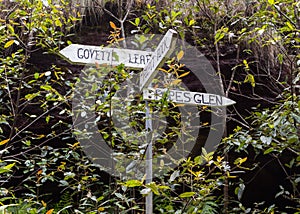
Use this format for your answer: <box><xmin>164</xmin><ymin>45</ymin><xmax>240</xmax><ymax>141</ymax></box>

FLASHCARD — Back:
<box><xmin>59</xmin><ymin>44</ymin><xmax>153</xmax><ymax>69</ymax></box>
<box><xmin>139</xmin><ymin>29</ymin><xmax>177</xmax><ymax>91</ymax></box>
<box><xmin>65</xmin><ymin>30</ymin><xmax>236</xmax><ymax>214</ymax></box>
<box><xmin>143</xmin><ymin>88</ymin><xmax>236</xmax><ymax>106</ymax></box>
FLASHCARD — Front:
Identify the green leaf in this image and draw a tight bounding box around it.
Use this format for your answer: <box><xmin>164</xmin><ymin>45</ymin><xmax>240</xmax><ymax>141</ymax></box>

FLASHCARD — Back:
<box><xmin>34</xmin><ymin>73</ymin><xmax>40</xmax><ymax>79</ymax></box>
<box><xmin>214</xmin><ymin>27</ymin><xmax>228</xmax><ymax>44</ymax></box>
<box><xmin>268</xmin><ymin>0</ymin><xmax>274</xmax><ymax>4</ymax></box>
<box><xmin>25</xmin><ymin>92</ymin><xmax>40</xmax><ymax>100</ymax></box>
<box><xmin>0</xmin><ymin>163</ymin><xmax>15</xmax><ymax>174</ymax></box>
<box><xmin>277</xmin><ymin>54</ymin><xmax>284</xmax><ymax>64</ymax></box>
<box><xmin>179</xmin><ymin>191</ymin><xmax>195</xmax><ymax>198</ymax></box>
<box><xmin>40</xmin><ymin>85</ymin><xmax>53</xmax><ymax>91</ymax></box>
<box><xmin>55</xmin><ymin>19</ymin><xmax>62</xmax><ymax>27</ymax></box>
<box><xmin>286</xmin><ymin>22</ymin><xmax>294</xmax><ymax>30</ymax></box>
<box><xmin>138</xmin><ymin>35</ymin><xmax>147</xmax><ymax>43</ymax></box>
<box><xmin>96</xmin><ymin>196</ymin><xmax>104</xmax><ymax>202</ymax></box>
<box><xmin>189</xmin><ymin>19</ymin><xmax>196</xmax><ymax>26</ymax></box>
<box><xmin>45</xmin><ymin>115</ymin><xmax>50</xmax><ymax>123</ymax></box>
<box><xmin>214</xmin><ymin>31</ymin><xmax>224</xmax><ymax>44</ymax></box>
<box><xmin>123</xmin><ymin>180</ymin><xmax>143</xmax><ymax>187</ymax></box>
<box><xmin>4</xmin><ymin>40</ymin><xmax>14</xmax><ymax>48</ymax></box>
<box><xmin>287</xmin><ymin>135</ymin><xmax>298</xmax><ymax>144</ymax></box>
<box><xmin>135</xmin><ymin>17</ymin><xmax>140</xmax><ymax>26</ymax></box>
<box><xmin>144</xmin><ymin>27</ymin><xmax>151</xmax><ymax>34</ymax></box>
<box><xmin>184</xmin><ymin>17</ymin><xmax>189</xmax><ymax>25</ymax></box>
<box><xmin>201</xmin><ymin>147</ymin><xmax>214</xmax><ymax>162</ymax></box>
<box><xmin>146</xmin><ymin>182</ymin><xmax>160</xmax><ymax>195</ymax></box>
<box><xmin>194</xmin><ymin>155</ymin><xmax>203</xmax><ymax>165</ymax></box>
<box><xmin>244</xmin><ymin>74</ymin><xmax>255</xmax><ymax>87</ymax></box>
<box><xmin>6</xmin><ymin>24</ymin><xmax>14</xmax><ymax>34</ymax></box>
<box><xmin>243</xmin><ymin>59</ymin><xmax>249</xmax><ymax>70</ymax></box>
<box><xmin>234</xmin><ymin>157</ymin><xmax>247</xmax><ymax>165</ymax></box>
<box><xmin>264</xmin><ymin>147</ymin><xmax>274</xmax><ymax>154</ymax></box>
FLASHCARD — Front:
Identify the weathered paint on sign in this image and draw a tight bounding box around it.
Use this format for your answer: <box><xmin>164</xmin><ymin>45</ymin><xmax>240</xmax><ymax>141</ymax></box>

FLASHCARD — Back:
<box><xmin>139</xmin><ymin>29</ymin><xmax>177</xmax><ymax>90</ymax></box>
<box><xmin>143</xmin><ymin>88</ymin><xmax>236</xmax><ymax>106</ymax></box>
<box><xmin>59</xmin><ymin>44</ymin><xmax>153</xmax><ymax>69</ymax></box>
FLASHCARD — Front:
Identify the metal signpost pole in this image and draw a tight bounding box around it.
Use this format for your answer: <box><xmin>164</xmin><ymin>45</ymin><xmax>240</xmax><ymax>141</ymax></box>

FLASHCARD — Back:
<box><xmin>145</xmin><ymin>100</ymin><xmax>153</xmax><ymax>214</ymax></box>
<box><xmin>139</xmin><ymin>29</ymin><xmax>177</xmax><ymax>214</ymax></box>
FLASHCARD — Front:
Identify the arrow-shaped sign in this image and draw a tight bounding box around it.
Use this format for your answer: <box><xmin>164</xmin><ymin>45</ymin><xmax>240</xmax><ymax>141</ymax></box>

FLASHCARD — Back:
<box><xmin>59</xmin><ymin>44</ymin><xmax>153</xmax><ymax>69</ymax></box>
<box><xmin>143</xmin><ymin>88</ymin><xmax>236</xmax><ymax>106</ymax></box>
<box><xmin>139</xmin><ymin>29</ymin><xmax>177</xmax><ymax>91</ymax></box>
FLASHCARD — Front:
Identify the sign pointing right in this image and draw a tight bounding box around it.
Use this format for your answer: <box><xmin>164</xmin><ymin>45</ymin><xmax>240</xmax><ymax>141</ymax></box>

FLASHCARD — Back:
<box><xmin>143</xmin><ymin>88</ymin><xmax>236</xmax><ymax>107</ymax></box>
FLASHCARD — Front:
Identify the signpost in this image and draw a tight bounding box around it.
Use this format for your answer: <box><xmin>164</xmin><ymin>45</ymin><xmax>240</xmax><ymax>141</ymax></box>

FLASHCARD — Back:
<box><xmin>139</xmin><ymin>29</ymin><xmax>177</xmax><ymax>91</ymax></box>
<box><xmin>143</xmin><ymin>88</ymin><xmax>236</xmax><ymax>106</ymax></box>
<box><xmin>138</xmin><ymin>29</ymin><xmax>177</xmax><ymax>214</ymax></box>
<box><xmin>59</xmin><ymin>44</ymin><xmax>153</xmax><ymax>69</ymax></box>
<box><xmin>61</xmin><ymin>30</ymin><xmax>236</xmax><ymax>214</ymax></box>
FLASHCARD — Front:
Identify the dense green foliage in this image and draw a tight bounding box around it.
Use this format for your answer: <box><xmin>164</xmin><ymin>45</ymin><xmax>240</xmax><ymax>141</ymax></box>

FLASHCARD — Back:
<box><xmin>0</xmin><ymin>0</ymin><xmax>299</xmax><ymax>213</ymax></box>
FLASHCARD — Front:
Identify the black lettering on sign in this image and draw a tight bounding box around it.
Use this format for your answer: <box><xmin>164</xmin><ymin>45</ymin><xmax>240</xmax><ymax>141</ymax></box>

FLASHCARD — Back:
<box><xmin>194</xmin><ymin>94</ymin><xmax>202</xmax><ymax>104</ymax></box>
<box><xmin>146</xmin><ymin>54</ymin><xmax>151</xmax><ymax>63</ymax></box>
<box><xmin>77</xmin><ymin>48</ymin><xmax>83</xmax><ymax>59</ymax></box>
<box><xmin>142</xmin><ymin>56</ymin><xmax>153</xmax><ymax>82</ymax></box>
<box><xmin>83</xmin><ymin>49</ymin><xmax>89</xmax><ymax>59</ymax></box>
<box><xmin>77</xmin><ymin>48</ymin><xmax>112</xmax><ymax>61</ymax></box>
<box><xmin>104</xmin><ymin>51</ymin><xmax>109</xmax><ymax>61</ymax></box>
<box><xmin>156</xmin><ymin>40</ymin><xmax>169</xmax><ymax>61</ymax></box>
<box><xmin>156</xmin><ymin>41</ymin><xmax>164</xmax><ymax>61</ymax></box>
<box><xmin>129</xmin><ymin>54</ymin><xmax>150</xmax><ymax>65</ymax></box>
<box><xmin>129</xmin><ymin>54</ymin><xmax>137</xmax><ymax>64</ymax></box>
<box><xmin>140</xmin><ymin>55</ymin><xmax>145</xmax><ymax>65</ymax></box>
<box><xmin>183</xmin><ymin>92</ymin><xmax>191</xmax><ymax>103</ymax></box>
<box><xmin>95</xmin><ymin>50</ymin><xmax>101</xmax><ymax>60</ymax></box>
<box><xmin>156</xmin><ymin>45</ymin><xmax>162</xmax><ymax>61</ymax></box>
<box><xmin>147</xmin><ymin>56</ymin><xmax>155</xmax><ymax>74</ymax></box>
<box><xmin>209</xmin><ymin>95</ymin><xmax>216</xmax><ymax>105</ymax></box>
<box><xmin>175</xmin><ymin>91</ymin><xmax>183</xmax><ymax>102</ymax></box>
<box><xmin>89</xmin><ymin>49</ymin><xmax>95</xmax><ymax>58</ymax></box>
<box><xmin>202</xmin><ymin>94</ymin><xmax>210</xmax><ymax>105</ymax></box>
<box><xmin>105</xmin><ymin>51</ymin><xmax>110</xmax><ymax>61</ymax></box>
<box><xmin>169</xmin><ymin>90</ymin><xmax>175</xmax><ymax>100</ymax></box>
<box><xmin>129</xmin><ymin>54</ymin><xmax>133</xmax><ymax>63</ymax></box>
<box><xmin>216</xmin><ymin>95</ymin><xmax>222</xmax><ymax>106</ymax></box>
<box><xmin>155</xmin><ymin>88</ymin><xmax>163</xmax><ymax>100</ymax></box>
<box><xmin>134</xmin><ymin>54</ymin><xmax>139</xmax><ymax>64</ymax></box>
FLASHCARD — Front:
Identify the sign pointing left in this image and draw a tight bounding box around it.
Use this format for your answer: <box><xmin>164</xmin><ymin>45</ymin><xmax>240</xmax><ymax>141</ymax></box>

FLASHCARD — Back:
<box><xmin>59</xmin><ymin>44</ymin><xmax>153</xmax><ymax>69</ymax></box>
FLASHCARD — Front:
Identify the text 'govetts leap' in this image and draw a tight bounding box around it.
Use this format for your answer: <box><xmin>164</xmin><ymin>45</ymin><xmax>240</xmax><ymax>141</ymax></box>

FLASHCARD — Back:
<box><xmin>60</xmin><ymin>44</ymin><xmax>152</xmax><ymax>69</ymax></box>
